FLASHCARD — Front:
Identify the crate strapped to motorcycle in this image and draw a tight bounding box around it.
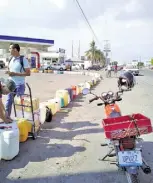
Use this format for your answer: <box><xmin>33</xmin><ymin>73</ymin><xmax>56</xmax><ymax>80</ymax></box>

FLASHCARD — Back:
<box><xmin>102</xmin><ymin>113</ymin><xmax>152</xmax><ymax>140</ymax></box>
<box><xmin>102</xmin><ymin>113</ymin><xmax>152</xmax><ymax>168</ymax></box>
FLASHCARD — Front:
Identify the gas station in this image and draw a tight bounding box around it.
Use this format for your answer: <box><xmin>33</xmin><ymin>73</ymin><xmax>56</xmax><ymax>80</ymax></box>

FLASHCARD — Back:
<box><xmin>0</xmin><ymin>35</ymin><xmax>54</xmax><ymax>68</ymax></box>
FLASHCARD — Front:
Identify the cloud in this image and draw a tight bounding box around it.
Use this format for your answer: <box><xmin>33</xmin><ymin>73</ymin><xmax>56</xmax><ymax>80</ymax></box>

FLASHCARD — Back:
<box><xmin>116</xmin><ymin>0</ymin><xmax>153</xmax><ymax>22</ymax></box>
<box><xmin>49</xmin><ymin>0</ymin><xmax>66</xmax><ymax>9</ymax></box>
<box><xmin>0</xmin><ymin>0</ymin><xmax>152</xmax><ymax>62</ymax></box>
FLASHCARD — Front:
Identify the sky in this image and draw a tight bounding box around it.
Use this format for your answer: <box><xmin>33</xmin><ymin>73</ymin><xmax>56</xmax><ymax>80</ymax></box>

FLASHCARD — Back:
<box><xmin>0</xmin><ymin>0</ymin><xmax>152</xmax><ymax>63</ymax></box>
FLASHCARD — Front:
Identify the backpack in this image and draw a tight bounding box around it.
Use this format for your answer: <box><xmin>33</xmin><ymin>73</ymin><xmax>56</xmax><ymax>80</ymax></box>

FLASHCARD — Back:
<box><xmin>8</xmin><ymin>56</ymin><xmax>25</xmax><ymax>72</ymax></box>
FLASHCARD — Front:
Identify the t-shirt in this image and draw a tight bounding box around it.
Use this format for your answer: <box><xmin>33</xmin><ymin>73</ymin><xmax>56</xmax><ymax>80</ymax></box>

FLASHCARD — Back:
<box><xmin>9</xmin><ymin>56</ymin><xmax>30</xmax><ymax>85</ymax></box>
<box><xmin>0</xmin><ymin>82</ymin><xmax>2</xmax><ymax>99</ymax></box>
<box><xmin>107</xmin><ymin>65</ymin><xmax>111</xmax><ymax>70</ymax></box>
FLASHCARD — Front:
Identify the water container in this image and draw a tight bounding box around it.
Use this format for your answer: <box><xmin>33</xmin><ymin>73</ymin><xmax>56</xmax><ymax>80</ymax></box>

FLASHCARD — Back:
<box><xmin>59</xmin><ymin>71</ymin><xmax>64</xmax><ymax>74</ymax></box>
<box><xmin>65</xmin><ymin>88</ymin><xmax>73</xmax><ymax>101</ymax></box>
<box><xmin>54</xmin><ymin>98</ymin><xmax>61</xmax><ymax>112</ymax></box>
<box><xmin>48</xmin><ymin>70</ymin><xmax>53</xmax><ymax>73</ymax></box>
<box><xmin>92</xmin><ymin>78</ymin><xmax>96</xmax><ymax>85</ymax></box>
<box><xmin>85</xmin><ymin>82</ymin><xmax>91</xmax><ymax>89</ymax></box>
<box><xmin>17</xmin><ymin>118</ymin><xmax>32</xmax><ymax>142</ymax></box>
<box><xmin>56</xmin><ymin>90</ymin><xmax>69</xmax><ymax>107</ymax></box>
<box><xmin>76</xmin><ymin>86</ymin><xmax>81</xmax><ymax>95</ymax></box>
<box><xmin>44</xmin><ymin>70</ymin><xmax>48</xmax><ymax>73</ymax></box>
<box><xmin>0</xmin><ymin>122</ymin><xmax>19</xmax><ymax>160</ymax></box>
<box><xmin>78</xmin><ymin>83</ymin><xmax>85</xmax><ymax>93</ymax></box>
<box><xmin>24</xmin><ymin>97</ymin><xmax>39</xmax><ymax>112</ymax></box>
<box><xmin>71</xmin><ymin>86</ymin><xmax>76</xmax><ymax>99</ymax></box>
<box><xmin>60</xmin><ymin>97</ymin><xmax>65</xmax><ymax>108</ymax></box>
<box><xmin>39</xmin><ymin>103</ymin><xmax>48</xmax><ymax>124</ymax></box>
<box><xmin>47</xmin><ymin>99</ymin><xmax>56</xmax><ymax>115</ymax></box>
<box><xmin>14</xmin><ymin>97</ymin><xmax>39</xmax><ymax>112</ymax></box>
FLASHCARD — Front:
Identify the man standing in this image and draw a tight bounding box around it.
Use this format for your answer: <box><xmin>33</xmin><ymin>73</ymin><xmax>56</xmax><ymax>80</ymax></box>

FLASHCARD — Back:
<box><xmin>5</xmin><ymin>43</ymin><xmax>31</xmax><ymax>117</ymax></box>
<box><xmin>107</xmin><ymin>63</ymin><xmax>111</xmax><ymax>77</ymax></box>
<box><xmin>114</xmin><ymin>64</ymin><xmax>118</xmax><ymax>77</ymax></box>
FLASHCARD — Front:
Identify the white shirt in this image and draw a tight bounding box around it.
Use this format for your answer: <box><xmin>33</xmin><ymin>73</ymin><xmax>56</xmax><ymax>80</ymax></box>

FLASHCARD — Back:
<box><xmin>107</xmin><ymin>65</ymin><xmax>111</xmax><ymax>70</ymax></box>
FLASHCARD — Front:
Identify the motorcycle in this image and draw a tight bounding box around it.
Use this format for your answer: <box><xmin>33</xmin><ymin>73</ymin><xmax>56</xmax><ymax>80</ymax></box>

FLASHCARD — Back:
<box><xmin>82</xmin><ymin>88</ymin><xmax>152</xmax><ymax>183</ymax></box>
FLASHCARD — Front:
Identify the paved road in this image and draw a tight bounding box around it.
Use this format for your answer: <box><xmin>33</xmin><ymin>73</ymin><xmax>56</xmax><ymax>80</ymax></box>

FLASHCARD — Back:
<box><xmin>1</xmin><ymin>69</ymin><xmax>153</xmax><ymax>183</ymax></box>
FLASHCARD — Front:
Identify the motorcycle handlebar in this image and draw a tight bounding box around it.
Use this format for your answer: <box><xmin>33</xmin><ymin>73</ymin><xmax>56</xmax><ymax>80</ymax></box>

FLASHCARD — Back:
<box><xmin>97</xmin><ymin>103</ymin><xmax>103</xmax><ymax>106</ymax></box>
<box><xmin>89</xmin><ymin>96</ymin><xmax>99</xmax><ymax>103</ymax></box>
<box><xmin>89</xmin><ymin>91</ymin><xmax>123</xmax><ymax>104</ymax></box>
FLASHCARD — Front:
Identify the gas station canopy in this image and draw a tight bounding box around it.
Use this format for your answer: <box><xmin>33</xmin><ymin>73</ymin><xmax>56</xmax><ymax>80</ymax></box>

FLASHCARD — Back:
<box><xmin>0</xmin><ymin>35</ymin><xmax>54</xmax><ymax>50</ymax></box>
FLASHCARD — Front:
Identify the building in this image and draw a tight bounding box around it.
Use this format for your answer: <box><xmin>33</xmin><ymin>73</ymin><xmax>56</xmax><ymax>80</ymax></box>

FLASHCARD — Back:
<box><xmin>0</xmin><ymin>35</ymin><xmax>54</xmax><ymax>68</ymax></box>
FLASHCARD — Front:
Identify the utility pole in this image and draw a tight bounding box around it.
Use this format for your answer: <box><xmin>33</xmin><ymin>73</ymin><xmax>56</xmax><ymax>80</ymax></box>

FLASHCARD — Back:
<box><xmin>103</xmin><ymin>40</ymin><xmax>111</xmax><ymax>66</ymax></box>
<box><xmin>78</xmin><ymin>40</ymin><xmax>80</xmax><ymax>59</ymax></box>
<box><xmin>71</xmin><ymin>40</ymin><xmax>74</xmax><ymax>58</ymax></box>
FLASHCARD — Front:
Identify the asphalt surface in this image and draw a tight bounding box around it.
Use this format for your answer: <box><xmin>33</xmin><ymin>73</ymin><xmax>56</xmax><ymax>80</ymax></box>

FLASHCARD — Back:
<box><xmin>0</xmin><ymin>69</ymin><xmax>153</xmax><ymax>183</ymax></box>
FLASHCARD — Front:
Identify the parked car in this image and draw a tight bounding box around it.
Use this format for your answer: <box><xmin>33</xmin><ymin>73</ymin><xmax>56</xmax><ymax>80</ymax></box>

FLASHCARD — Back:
<box><xmin>41</xmin><ymin>62</ymin><xmax>51</xmax><ymax>70</ymax></box>
<box><xmin>87</xmin><ymin>65</ymin><xmax>101</xmax><ymax>71</ymax></box>
<box><xmin>0</xmin><ymin>60</ymin><xmax>5</xmax><ymax>68</ymax></box>
<box><xmin>50</xmin><ymin>63</ymin><xmax>66</xmax><ymax>71</ymax></box>
<box><xmin>72</xmin><ymin>64</ymin><xmax>81</xmax><ymax>70</ymax></box>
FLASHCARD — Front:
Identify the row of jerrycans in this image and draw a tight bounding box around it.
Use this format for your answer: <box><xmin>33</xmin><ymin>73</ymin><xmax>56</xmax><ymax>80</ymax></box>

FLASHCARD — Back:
<box><xmin>14</xmin><ymin>81</ymin><xmax>95</xmax><ymax>143</ymax></box>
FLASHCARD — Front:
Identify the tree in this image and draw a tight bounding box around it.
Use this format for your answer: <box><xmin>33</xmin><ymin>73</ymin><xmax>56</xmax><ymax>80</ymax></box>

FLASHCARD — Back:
<box><xmin>137</xmin><ymin>62</ymin><xmax>144</xmax><ymax>67</ymax></box>
<box><xmin>151</xmin><ymin>58</ymin><xmax>153</xmax><ymax>65</ymax></box>
<box><xmin>85</xmin><ymin>40</ymin><xmax>97</xmax><ymax>63</ymax></box>
<box><xmin>85</xmin><ymin>40</ymin><xmax>105</xmax><ymax>66</ymax></box>
<box><xmin>111</xmin><ymin>61</ymin><xmax>118</xmax><ymax>65</ymax></box>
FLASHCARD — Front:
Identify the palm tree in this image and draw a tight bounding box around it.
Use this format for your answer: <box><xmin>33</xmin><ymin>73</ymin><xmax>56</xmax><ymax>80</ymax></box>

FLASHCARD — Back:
<box><xmin>85</xmin><ymin>40</ymin><xmax>105</xmax><ymax>66</ymax></box>
<box><xmin>85</xmin><ymin>40</ymin><xmax>97</xmax><ymax>64</ymax></box>
<box><xmin>95</xmin><ymin>49</ymin><xmax>105</xmax><ymax>65</ymax></box>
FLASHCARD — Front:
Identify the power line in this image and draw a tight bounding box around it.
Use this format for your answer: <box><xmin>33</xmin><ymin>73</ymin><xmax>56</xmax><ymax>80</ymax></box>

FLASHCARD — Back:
<box><xmin>74</xmin><ymin>0</ymin><xmax>101</xmax><ymax>47</ymax></box>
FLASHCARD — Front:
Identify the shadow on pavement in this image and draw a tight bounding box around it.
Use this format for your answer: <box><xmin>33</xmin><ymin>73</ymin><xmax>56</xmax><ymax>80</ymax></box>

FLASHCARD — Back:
<box><xmin>51</xmin><ymin>120</ymin><xmax>99</xmax><ymax>130</ymax></box>
<box><xmin>0</xmin><ymin>119</ymin><xmax>103</xmax><ymax>181</ymax></box>
<box><xmin>137</xmin><ymin>141</ymin><xmax>153</xmax><ymax>183</ymax></box>
<box><xmin>6</xmin><ymin>170</ymin><xmax>126</xmax><ymax>183</ymax></box>
<box><xmin>0</xmin><ymin>137</ymin><xmax>86</xmax><ymax>182</ymax></box>
<box><xmin>41</xmin><ymin>126</ymin><xmax>103</xmax><ymax>140</ymax></box>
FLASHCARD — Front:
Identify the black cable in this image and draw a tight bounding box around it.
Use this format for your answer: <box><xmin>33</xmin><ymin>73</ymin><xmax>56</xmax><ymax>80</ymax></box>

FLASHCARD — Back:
<box><xmin>74</xmin><ymin>0</ymin><xmax>101</xmax><ymax>46</ymax></box>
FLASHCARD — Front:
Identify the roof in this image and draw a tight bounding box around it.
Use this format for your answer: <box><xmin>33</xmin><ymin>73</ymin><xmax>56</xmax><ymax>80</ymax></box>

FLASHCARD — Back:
<box><xmin>0</xmin><ymin>35</ymin><xmax>54</xmax><ymax>49</ymax></box>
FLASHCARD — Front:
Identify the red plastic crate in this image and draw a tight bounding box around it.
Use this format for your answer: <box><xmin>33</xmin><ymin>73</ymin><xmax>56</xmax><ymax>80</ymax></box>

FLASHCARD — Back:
<box><xmin>102</xmin><ymin>113</ymin><xmax>152</xmax><ymax>139</ymax></box>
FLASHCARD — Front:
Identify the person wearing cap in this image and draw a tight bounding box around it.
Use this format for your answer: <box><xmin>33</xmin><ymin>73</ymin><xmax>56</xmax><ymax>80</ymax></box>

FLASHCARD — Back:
<box><xmin>0</xmin><ymin>79</ymin><xmax>16</xmax><ymax>123</ymax></box>
<box><xmin>5</xmin><ymin>43</ymin><xmax>30</xmax><ymax>117</ymax></box>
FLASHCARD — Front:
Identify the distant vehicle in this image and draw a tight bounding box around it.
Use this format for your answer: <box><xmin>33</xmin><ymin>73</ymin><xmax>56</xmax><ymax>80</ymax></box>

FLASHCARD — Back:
<box><xmin>111</xmin><ymin>65</ymin><xmax>123</xmax><ymax>71</ymax></box>
<box><xmin>84</xmin><ymin>61</ymin><xmax>92</xmax><ymax>70</ymax></box>
<box><xmin>41</xmin><ymin>62</ymin><xmax>51</xmax><ymax>70</ymax></box>
<box><xmin>50</xmin><ymin>63</ymin><xmax>66</xmax><ymax>71</ymax></box>
<box><xmin>123</xmin><ymin>65</ymin><xmax>139</xmax><ymax>76</ymax></box>
<box><xmin>41</xmin><ymin>62</ymin><xmax>66</xmax><ymax>71</ymax></box>
<box><xmin>72</xmin><ymin>64</ymin><xmax>81</xmax><ymax>70</ymax></box>
<box><xmin>0</xmin><ymin>60</ymin><xmax>5</xmax><ymax>68</ymax></box>
<box><xmin>87</xmin><ymin>65</ymin><xmax>101</xmax><ymax>71</ymax></box>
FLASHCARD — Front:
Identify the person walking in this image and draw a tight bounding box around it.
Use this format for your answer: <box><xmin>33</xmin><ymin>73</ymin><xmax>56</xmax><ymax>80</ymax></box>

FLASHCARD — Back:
<box><xmin>5</xmin><ymin>43</ymin><xmax>31</xmax><ymax>117</ymax></box>
<box><xmin>114</xmin><ymin>64</ymin><xmax>118</xmax><ymax>77</ymax></box>
<box><xmin>107</xmin><ymin>64</ymin><xmax>111</xmax><ymax>78</ymax></box>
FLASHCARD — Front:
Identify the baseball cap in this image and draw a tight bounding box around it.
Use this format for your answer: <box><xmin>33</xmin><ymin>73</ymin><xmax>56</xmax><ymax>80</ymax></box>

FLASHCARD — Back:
<box><xmin>0</xmin><ymin>78</ymin><xmax>16</xmax><ymax>92</ymax></box>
